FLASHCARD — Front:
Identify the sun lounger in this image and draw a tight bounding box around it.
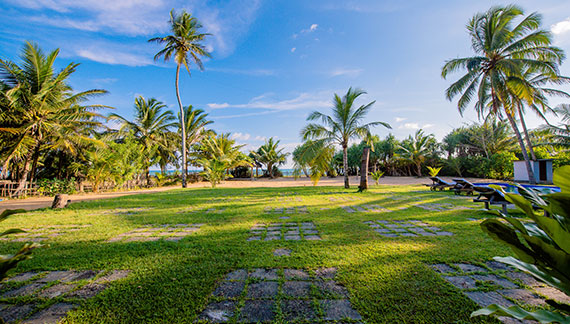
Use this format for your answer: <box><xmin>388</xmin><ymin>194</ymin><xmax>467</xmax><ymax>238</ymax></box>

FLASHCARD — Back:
<box><xmin>472</xmin><ymin>186</ymin><xmax>512</xmax><ymax>214</ymax></box>
<box><xmin>451</xmin><ymin>178</ymin><xmax>477</xmax><ymax>196</ymax></box>
<box><xmin>425</xmin><ymin>177</ymin><xmax>456</xmax><ymax>191</ymax></box>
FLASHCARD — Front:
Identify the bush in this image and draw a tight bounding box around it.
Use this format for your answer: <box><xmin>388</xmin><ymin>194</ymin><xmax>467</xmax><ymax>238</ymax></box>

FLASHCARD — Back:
<box><xmin>489</xmin><ymin>151</ymin><xmax>516</xmax><ymax>180</ymax></box>
<box><xmin>187</xmin><ymin>173</ymin><xmax>204</xmax><ymax>184</ymax></box>
<box><xmin>231</xmin><ymin>166</ymin><xmax>252</xmax><ymax>178</ymax></box>
<box><xmin>37</xmin><ymin>178</ymin><xmax>77</xmax><ymax>196</ymax></box>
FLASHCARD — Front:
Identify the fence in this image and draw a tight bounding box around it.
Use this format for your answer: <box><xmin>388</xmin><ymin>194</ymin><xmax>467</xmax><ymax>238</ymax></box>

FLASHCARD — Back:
<box><xmin>0</xmin><ymin>181</ymin><xmax>38</xmax><ymax>197</ymax></box>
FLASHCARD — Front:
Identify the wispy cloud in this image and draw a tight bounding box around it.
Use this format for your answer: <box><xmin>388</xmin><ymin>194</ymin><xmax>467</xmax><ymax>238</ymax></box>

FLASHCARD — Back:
<box><xmin>395</xmin><ymin>117</ymin><xmax>406</xmax><ymax>122</ymax></box>
<box><xmin>320</xmin><ymin>1</ymin><xmax>408</xmax><ymax>13</ymax></box>
<box><xmin>208</xmin><ymin>67</ymin><xmax>276</xmax><ymax>76</ymax></box>
<box><xmin>208</xmin><ymin>91</ymin><xmax>331</xmax><ymax>113</ymax></box>
<box><xmin>398</xmin><ymin>122</ymin><xmax>433</xmax><ymax>130</ymax></box>
<box><xmin>76</xmin><ymin>48</ymin><xmax>153</xmax><ymax>66</ymax></box>
<box><xmin>291</xmin><ymin>47</ymin><xmax>296</xmax><ymax>53</ymax></box>
<box><xmin>329</xmin><ymin>68</ymin><xmax>363</xmax><ymax>78</ymax></box>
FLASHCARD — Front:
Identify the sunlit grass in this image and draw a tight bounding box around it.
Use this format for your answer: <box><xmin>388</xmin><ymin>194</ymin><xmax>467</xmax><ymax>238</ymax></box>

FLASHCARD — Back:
<box><xmin>0</xmin><ymin>185</ymin><xmax>513</xmax><ymax>323</ymax></box>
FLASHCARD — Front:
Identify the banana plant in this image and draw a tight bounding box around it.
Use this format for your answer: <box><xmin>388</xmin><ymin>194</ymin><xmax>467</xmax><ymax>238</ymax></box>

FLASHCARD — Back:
<box><xmin>0</xmin><ymin>209</ymin><xmax>40</xmax><ymax>281</ymax></box>
<box><xmin>472</xmin><ymin>166</ymin><xmax>570</xmax><ymax>323</ymax></box>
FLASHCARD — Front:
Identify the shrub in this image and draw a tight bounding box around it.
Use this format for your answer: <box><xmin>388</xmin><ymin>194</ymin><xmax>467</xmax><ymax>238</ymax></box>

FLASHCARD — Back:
<box><xmin>473</xmin><ymin>166</ymin><xmax>570</xmax><ymax>323</ymax></box>
<box><xmin>37</xmin><ymin>178</ymin><xmax>77</xmax><ymax>196</ymax></box>
<box><xmin>427</xmin><ymin>166</ymin><xmax>442</xmax><ymax>177</ymax></box>
<box><xmin>231</xmin><ymin>166</ymin><xmax>252</xmax><ymax>178</ymax></box>
<box><xmin>489</xmin><ymin>151</ymin><xmax>516</xmax><ymax>180</ymax></box>
<box><xmin>370</xmin><ymin>171</ymin><xmax>385</xmax><ymax>185</ymax></box>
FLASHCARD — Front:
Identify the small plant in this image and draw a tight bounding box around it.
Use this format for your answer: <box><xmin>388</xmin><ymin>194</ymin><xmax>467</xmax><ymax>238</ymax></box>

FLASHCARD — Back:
<box><xmin>427</xmin><ymin>166</ymin><xmax>442</xmax><ymax>177</ymax></box>
<box><xmin>0</xmin><ymin>209</ymin><xmax>40</xmax><ymax>281</ymax></box>
<box><xmin>472</xmin><ymin>166</ymin><xmax>570</xmax><ymax>323</ymax></box>
<box><xmin>371</xmin><ymin>171</ymin><xmax>385</xmax><ymax>185</ymax></box>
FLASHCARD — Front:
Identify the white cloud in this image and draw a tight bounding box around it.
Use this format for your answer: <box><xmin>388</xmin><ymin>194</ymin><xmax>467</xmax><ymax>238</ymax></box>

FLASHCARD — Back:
<box><xmin>291</xmin><ymin>47</ymin><xmax>296</xmax><ymax>53</ymax></box>
<box><xmin>254</xmin><ymin>136</ymin><xmax>267</xmax><ymax>141</ymax></box>
<box><xmin>399</xmin><ymin>123</ymin><xmax>420</xmax><ymax>130</ymax></box>
<box><xmin>552</xmin><ymin>18</ymin><xmax>570</xmax><ymax>35</ymax></box>
<box><xmin>230</xmin><ymin>132</ymin><xmax>251</xmax><ymax>141</ymax></box>
<box><xmin>423</xmin><ymin>123</ymin><xmax>434</xmax><ymax>129</ymax></box>
<box><xmin>10</xmin><ymin>0</ymin><xmax>262</xmax><ymax>57</ymax></box>
<box><xmin>299</xmin><ymin>24</ymin><xmax>319</xmax><ymax>34</ymax></box>
<box><xmin>329</xmin><ymin>68</ymin><xmax>363</xmax><ymax>78</ymax></box>
<box><xmin>395</xmin><ymin>117</ymin><xmax>406</xmax><ymax>122</ymax></box>
<box><xmin>208</xmin><ymin>91</ymin><xmax>331</xmax><ymax>113</ymax></box>
<box><xmin>76</xmin><ymin>48</ymin><xmax>153</xmax><ymax>66</ymax></box>
<box><xmin>310</xmin><ymin>24</ymin><xmax>318</xmax><ymax>31</ymax></box>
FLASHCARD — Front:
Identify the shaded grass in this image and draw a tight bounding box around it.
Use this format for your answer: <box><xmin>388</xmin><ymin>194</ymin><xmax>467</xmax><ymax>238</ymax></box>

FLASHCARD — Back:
<box><xmin>0</xmin><ymin>184</ymin><xmax>517</xmax><ymax>323</ymax></box>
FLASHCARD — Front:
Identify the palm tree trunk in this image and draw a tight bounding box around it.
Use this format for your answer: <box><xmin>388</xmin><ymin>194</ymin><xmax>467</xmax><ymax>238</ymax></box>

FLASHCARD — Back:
<box><xmin>342</xmin><ymin>144</ymin><xmax>349</xmax><ymax>189</ymax></box>
<box><xmin>13</xmin><ymin>150</ymin><xmax>34</xmax><ymax>197</ymax></box>
<box><xmin>518</xmin><ymin>104</ymin><xmax>536</xmax><ymax>161</ymax></box>
<box><xmin>416</xmin><ymin>161</ymin><xmax>422</xmax><ymax>177</ymax></box>
<box><xmin>175</xmin><ymin>64</ymin><xmax>187</xmax><ymax>188</ymax></box>
<box><xmin>359</xmin><ymin>147</ymin><xmax>370</xmax><ymax>190</ymax></box>
<box><xmin>505</xmin><ymin>111</ymin><xmax>536</xmax><ymax>184</ymax></box>
<box><xmin>267</xmin><ymin>163</ymin><xmax>273</xmax><ymax>179</ymax></box>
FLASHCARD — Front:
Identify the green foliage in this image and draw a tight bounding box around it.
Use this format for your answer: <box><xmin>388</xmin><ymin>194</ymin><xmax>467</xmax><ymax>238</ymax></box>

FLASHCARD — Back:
<box><xmin>473</xmin><ymin>166</ymin><xmax>570</xmax><ymax>323</ymax></box>
<box><xmin>427</xmin><ymin>166</ymin><xmax>442</xmax><ymax>177</ymax></box>
<box><xmin>198</xmin><ymin>158</ymin><xmax>232</xmax><ymax>188</ymax></box>
<box><xmin>251</xmin><ymin>138</ymin><xmax>288</xmax><ymax>179</ymax></box>
<box><xmin>293</xmin><ymin>140</ymin><xmax>335</xmax><ymax>185</ymax></box>
<box><xmin>488</xmin><ymin>152</ymin><xmax>517</xmax><ymax>180</ymax></box>
<box><xmin>397</xmin><ymin>130</ymin><xmax>439</xmax><ymax>177</ymax></box>
<box><xmin>370</xmin><ymin>171</ymin><xmax>385</xmax><ymax>185</ymax></box>
<box><xmin>0</xmin><ymin>209</ymin><xmax>40</xmax><ymax>281</ymax></box>
<box><xmin>37</xmin><ymin>178</ymin><xmax>77</xmax><ymax>196</ymax></box>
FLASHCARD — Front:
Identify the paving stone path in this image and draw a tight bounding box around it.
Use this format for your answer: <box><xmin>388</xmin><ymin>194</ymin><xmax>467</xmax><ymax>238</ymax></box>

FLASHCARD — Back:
<box><xmin>341</xmin><ymin>204</ymin><xmax>393</xmax><ymax>213</ymax></box>
<box><xmin>248</xmin><ymin>222</ymin><xmax>321</xmax><ymax>241</ymax></box>
<box><xmin>364</xmin><ymin>220</ymin><xmax>454</xmax><ymax>237</ymax></box>
<box><xmin>97</xmin><ymin>207</ymin><xmax>154</xmax><ymax>215</ymax></box>
<box><xmin>178</xmin><ymin>207</ymin><xmax>227</xmax><ymax>214</ymax></box>
<box><xmin>273</xmin><ymin>248</ymin><xmax>291</xmax><ymax>257</ymax></box>
<box><xmin>107</xmin><ymin>224</ymin><xmax>203</xmax><ymax>242</ymax></box>
<box><xmin>0</xmin><ymin>225</ymin><xmax>92</xmax><ymax>243</ymax></box>
<box><xmin>263</xmin><ymin>206</ymin><xmax>308</xmax><ymax>214</ymax></box>
<box><xmin>0</xmin><ymin>270</ymin><xmax>130</xmax><ymax>323</ymax></box>
<box><xmin>328</xmin><ymin>196</ymin><xmax>361</xmax><ymax>202</ymax></box>
<box><xmin>414</xmin><ymin>203</ymin><xmax>475</xmax><ymax>212</ymax></box>
<box><xmin>197</xmin><ymin>267</ymin><xmax>362</xmax><ymax>323</ymax></box>
<box><xmin>431</xmin><ymin>261</ymin><xmax>570</xmax><ymax>323</ymax></box>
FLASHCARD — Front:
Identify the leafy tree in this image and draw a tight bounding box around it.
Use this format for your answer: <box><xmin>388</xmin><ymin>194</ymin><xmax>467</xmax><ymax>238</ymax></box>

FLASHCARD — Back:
<box><xmin>0</xmin><ymin>42</ymin><xmax>107</xmax><ymax>196</ymax></box>
<box><xmin>292</xmin><ymin>140</ymin><xmax>335</xmax><ymax>185</ymax></box>
<box><xmin>442</xmin><ymin>5</ymin><xmax>565</xmax><ymax>184</ymax></box>
<box><xmin>149</xmin><ymin>10</ymin><xmax>211</xmax><ymax>188</ymax></box>
<box><xmin>473</xmin><ymin>166</ymin><xmax>570</xmax><ymax>323</ymax></box>
<box><xmin>179</xmin><ymin>105</ymin><xmax>213</xmax><ymax>172</ymax></box>
<box><xmin>252</xmin><ymin>138</ymin><xmax>288</xmax><ymax>179</ymax></box>
<box><xmin>109</xmin><ymin>96</ymin><xmax>177</xmax><ymax>186</ymax></box>
<box><xmin>302</xmin><ymin>88</ymin><xmax>389</xmax><ymax>188</ymax></box>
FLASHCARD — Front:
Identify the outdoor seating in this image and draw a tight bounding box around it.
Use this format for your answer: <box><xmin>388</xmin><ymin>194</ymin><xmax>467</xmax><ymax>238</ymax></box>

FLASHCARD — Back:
<box><xmin>425</xmin><ymin>177</ymin><xmax>456</xmax><ymax>191</ymax></box>
<box><xmin>472</xmin><ymin>186</ymin><xmax>512</xmax><ymax>214</ymax></box>
<box><xmin>451</xmin><ymin>178</ymin><xmax>477</xmax><ymax>196</ymax></box>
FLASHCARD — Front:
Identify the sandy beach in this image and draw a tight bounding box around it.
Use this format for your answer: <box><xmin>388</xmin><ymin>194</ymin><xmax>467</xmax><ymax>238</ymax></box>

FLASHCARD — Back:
<box><xmin>0</xmin><ymin>176</ymin><xmax>492</xmax><ymax>212</ymax></box>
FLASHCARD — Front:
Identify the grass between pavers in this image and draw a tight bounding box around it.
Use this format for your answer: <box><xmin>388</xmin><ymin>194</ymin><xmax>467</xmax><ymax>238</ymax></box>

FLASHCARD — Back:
<box><xmin>0</xmin><ymin>185</ymin><xmax>525</xmax><ymax>323</ymax></box>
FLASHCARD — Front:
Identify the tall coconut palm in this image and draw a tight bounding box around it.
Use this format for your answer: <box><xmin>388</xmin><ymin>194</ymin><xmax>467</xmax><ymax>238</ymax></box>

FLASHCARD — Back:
<box><xmin>0</xmin><ymin>42</ymin><xmax>108</xmax><ymax>196</ymax></box>
<box><xmin>179</xmin><ymin>105</ymin><xmax>213</xmax><ymax>172</ymax></box>
<box><xmin>109</xmin><ymin>96</ymin><xmax>177</xmax><ymax>185</ymax></box>
<box><xmin>539</xmin><ymin>104</ymin><xmax>570</xmax><ymax>149</ymax></box>
<box><xmin>251</xmin><ymin>138</ymin><xmax>288</xmax><ymax>179</ymax></box>
<box><xmin>149</xmin><ymin>9</ymin><xmax>211</xmax><ymax>188</ymax></box>
<box><xmin>301</xmin><ymin>88</ymin><xmax>390</xmax><ymax>188</ymax></box>
<box><xmin>442</xmin><ymin>5</ymin><xmax>565</xmax><ymax>184</ymax></box>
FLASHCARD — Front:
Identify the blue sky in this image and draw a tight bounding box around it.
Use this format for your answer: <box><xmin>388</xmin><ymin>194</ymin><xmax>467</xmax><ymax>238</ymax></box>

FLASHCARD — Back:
<box><xmin>2</xmin><ymin>0</ymin><xmax>570</xmax><ymax>168</ymax></box>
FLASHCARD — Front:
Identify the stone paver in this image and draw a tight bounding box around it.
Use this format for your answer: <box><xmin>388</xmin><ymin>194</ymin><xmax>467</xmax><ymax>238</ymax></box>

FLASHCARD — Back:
<box><xmin>6</xmin><ymin>272</ymin><xmax>39</xmax><ymax>282</ymax></box>
<box><xmin>1</xmin><ymin>269</ymin><xmax>130</xmax><ymax>323</ymax></box>
<box><xmin>365</xmin><ymin>220</ymin><xmax>455</xmax><ymax>237</ymax></box>
<box><xmin>432</xmin><ymin>261</ymin><xmax>550</xmax><ymax>315</ymax></box>
<box><xmin>0</xmin><ymin>225</ymin><xmax>91</xmax><ymax>243</ymax></box>
<box><xmin>247</xmin><ymin>222</ymin><xmax>321</xmax><ymax>241</ymax></box>
<box><xmin>22</xmin><ymin>303</ymin><xmax>76</xmax><ymax>324</ymax></box>
<box><xmin>273</xmin><ymin>248</ymin><xmax>291</xmax><ymax>257</ymax></box>
<box><xmin>342</xmin><ymin>204</ymin><xmax>392</xmax><ymax>213</ymax></box>
<box><xmin>107</xmin><ymin>224</ymin><xmax>202</xmax><ymax>242</ymax></box>
<box><xmin>198</xmin><ymin>268</ymin><xmax>361</xmax><ymax>323</ymax></box>
<box><xmin>264</xmin><ymin>206</ymin><xmax>307</xmax><ymax>214</ymax></box>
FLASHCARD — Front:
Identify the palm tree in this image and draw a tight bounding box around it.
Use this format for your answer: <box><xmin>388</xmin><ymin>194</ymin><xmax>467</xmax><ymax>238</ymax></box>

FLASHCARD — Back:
<box><xmin>0</xmin><ymin>42</ymin><xmax>108</xmax><ymax>196</ymax></box>
<box><xmin>539</xmin><ymin>104</ymin><xmax>570</xmax><ymax>149</ymax></box>
<box><xmin>397</xmin><ymin>130</ymin><xmax>437</xmax><ymax>177</ymax></box>
<box><xmin>301</xmin><ymin>88</ymin><xmax>390</xmax><ymax>188</ymax></box>
<box><xmin>251</xmin><ymin>138</ymin><xmax>288</xmax><ymax>179</ymax></box>
<box><xmin>179</xmin><ymin>105</ymin><xmax>213</xmax><ymax>172</ymax></box>
<box><xmin>442</xmin><ymin>5</ymin><xmax>565</xmax><ymax>184</ymax></box>
<box><xmin>149</xmin><ymin>9</ymin><xmax>211</xmax><ymax>188</ymax></box>
<box><xmin>109</xmin><ymin>96</ymin><xmax>177</xmax><ymax>186</ymax></box>
<box><xmin>292</xmin><ymin>140</ymin><xmax>335</xmax><ymax>185</ymax></box>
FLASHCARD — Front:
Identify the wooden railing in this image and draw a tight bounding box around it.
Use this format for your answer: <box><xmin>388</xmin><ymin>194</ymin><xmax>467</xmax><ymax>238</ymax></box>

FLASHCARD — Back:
<box><xmin>0</xmin><ymin>181</ymin><xmax>38</xmax><ymax>197</ymax></box>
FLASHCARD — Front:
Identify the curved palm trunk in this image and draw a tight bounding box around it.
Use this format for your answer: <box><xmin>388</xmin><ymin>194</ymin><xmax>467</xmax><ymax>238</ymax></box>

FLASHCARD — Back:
<box><xmin>506</xmin><ymin>111</ymin><xmax>536</xmax><ymax>184</ymax></box>
<box><xmin>267</xmin><ymin>162</ymin><xmax>274</xmax><ymax>179</ymax></box>
<box><xmin>359</xmin><ymin>147</ymin><xmax>370</xmax><ymax>190</ymax></box>
<box><xmin>342</xmin><ymin>144</ymin><xmax>349</xmax><ymax>189</ymax></box>
<box><xmin>518</xmin><ymin>104</ymin><xmax>536</xmax><ymax>161</ymax></box>
<box><xmin>175</xmin><ymin>64</ymin><xmax>187</xmax><ymax>188</ymax></box>
<box><xmin>13</xmin><ymin>150</ymin><xmax>34</xmax><ymax>197</ymax></box>
<box><xmin>416</xmin><ymin>161</ymin><xmax>422</xmax><ymax>177</ymax></box>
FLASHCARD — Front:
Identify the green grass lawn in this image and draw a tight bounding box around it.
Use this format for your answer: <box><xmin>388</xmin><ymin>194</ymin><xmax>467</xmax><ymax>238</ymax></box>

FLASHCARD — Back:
<box><xmin>0</xmin><ymin>185</ymin><xmax>526</xmax><ymax>323</ymax></box>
